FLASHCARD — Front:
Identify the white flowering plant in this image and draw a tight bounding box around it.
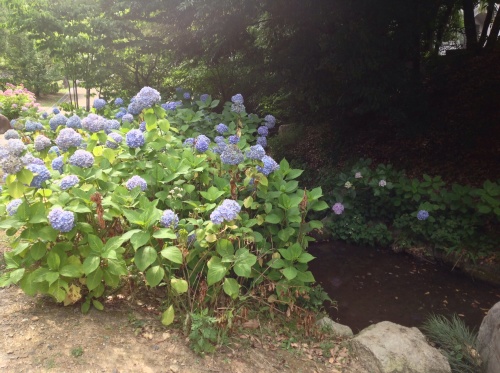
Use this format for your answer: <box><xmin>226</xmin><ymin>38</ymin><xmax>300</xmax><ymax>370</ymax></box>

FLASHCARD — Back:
<box><xmin>0</xmin><ymin>88</ymin><xmax>328</xmax><ymax>324</ymax></box>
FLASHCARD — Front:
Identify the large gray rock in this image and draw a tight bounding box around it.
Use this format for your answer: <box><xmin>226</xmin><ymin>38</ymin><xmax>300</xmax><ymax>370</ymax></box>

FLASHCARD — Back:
<box><xmin>350</xmin><ymin>321</ymin><xmax>451</xmax><ymax>373</ymax></box>
<box><xmin>0</xmin><ymin>114</ymin><xmax>11</xmax><ymax>134</ymax></box>
<box><xmin>316</xmin><ymin>316</ymin><xmax>353</xmax><ymax>338</ymax></box>
<box><xmin>478</xmin><ymin>301</ymin><xmax>500</xmax><ymax>373</ymax></box>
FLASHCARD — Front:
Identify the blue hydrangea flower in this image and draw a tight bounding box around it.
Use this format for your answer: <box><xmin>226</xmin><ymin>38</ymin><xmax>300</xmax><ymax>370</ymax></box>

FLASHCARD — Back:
<box><xmin>210</xmin><ymin>199</ymin><xmax>241</xmax><ymax>225</ymax></box>
<box><xmin>55</xmin><ymin>128</ymin><xmax>82</xmax><ymax>152</ymax></box>
<box><xmin>126</xmin><ymin>129</ymin><xmax>145</xmax><ymax>148</ymax></box>
<box><xmin>231</xmin><ymin>103</ymin><xmax>245</xmax><ymax>113</ymax></box>
<box><xmin>21</xmin><ymin>154</ymin><xmax>44</xmax><ymax>165</ymax></box>
<box><xmin>7</xmin><ymin>199</ymin><xmax>23</xmax><ymax>216</ymax></box>
<box><xmin>256</xmin><ymin>136</ymin><xmax>267</xmax><ymax>148</ymax></box>
<box><xmin>48</xmin><ymin>146</ymin><xmax>61</xmax><ymax>156</ymax></box>
<box><xmin>49</xmin><ymin>114</ymin><xmax>67</xmax><ymax>131</ymax></box>
<box><xmin>2</xmin><ymin>155</ymin><xmax>23</xmax><ymax>174</ymax></box>
<box><xmin>417</xmin><ymin>210</ymin><xmax>429</xmax><ymax>221</ymax></box>
<box><xmin>195</xmin><ymin>135</ymin><xmax>210</xmax><ymax>153</ymax></box>
<box><xmin>183</xmin><ymin>138</ymin><xmax>195</xmax><ymax>147</ymax></box>
<box><xmin>257</xmin><ymin>155</ymin><xmax>279</xmax><ymax>176</ymax></box>
<box><xmin>60</xmin><ymin>175</ymin><xmax>79</xmax><ymax>190</ymax></box>
<box><xmin>126</xmin><ymin>175</ymin><xmax>147</xmax><ymax>191</ymax></box>
<box><xmin>82</xmin><ymin>113</ymin><xmax>105</xmax><ymax>133</ymax></box>
<box><xmin>215</xmin><ymin>123</ymin><xmax>229</xmax><ymax>134</ymax></box>
<box><xmin>66</xmin><ymin>115</ymin><xmax>82</xmax><ymax>129</ymax></box>
<box><xmin>52</xmin><ymin>156</ymin><xmax>64</xmax><ymax>173</ymax></box>
<box><xmin>211</xmin><ymin>142</ymin><xmax>227</xmax><ymax>154</ymax></box>
<box><xmin>122</xmin><ymin>113</ymin><xmax>134</xmax><ymax>123</ymax></box>
<box><xmin>93</xmin><ymin>98</ymin><xmax>106</xmax><ymax>110</ymax></box>
<box><xmin>52</xmin><ymin>108</ymin><xmax>60</xmax><ymax>114</ymax></box>
<box><xmin>231</xmin><ymin>94</ymin><xmax>244</xmax><ymax>104</ymax></box>
<box><xmin>200</xmin><ymin>94</ymin><xmax>209</xmax><ymax>102</ymax></box>
<box><xmin>214</xmin><ymin>136</ymin><xmax>225</xmax><ymax>144</ymax></box>
<box><xmin>105</xmin><ymin>133</ymin><xmax>123</xmax><ymax>149</ymax></box>
<box><xmin>245</xmin><ymin>145</ymin><xmax>265</xmax><ymax>160</ymax></box>
<box><xmin>139</xmin><ymin>121</ymin><xmax>146</xmax><ymax>132</ymax></box>
<box><xmin>25</xmin><ymin>120</ymin><xmax>44</xmax><ymax>132</ymax></box>
<box><xmin>264</xmin><ymin>114</ymin><xmax>276</xmax><ymax>129</ymax></box>
<box><xmin>127</xmin><ymin>100</ymin><xmax>143</xmax><ymax>115</ymax></box>
<box><xmin>104</xmin><ymin>119</ymin><xmax>120</xmax><ymax>134</ymax></box>
<box><xmin>228</xmin><ymin>135</ymin><xmax>240</xmax><ymax>144</ymax></box>
<box><xmin>0</xmin><ymin>147</ymin><xmax>8</xmax><ymax>159</ymax></box>
<box><xmin>221</xmin><ymin>145</ymin><xmax>244</xmax><ymax>165</ymax></box>
<box><xmin>27</xmin><ymin>164</ymin><xmax>51</xmax><ymax>188</ymax></box>
<box><xmin>183</xmin><ymin>92</ymin><xmax>191</xmax><ymax>100</ymax></box>
<box><xmin>7</xmin><ymin>139</ymin><xmax>26</xmax><ymax>156</ymax></box>
<box><xmin>115</xmin><ymin>111</ymin><xmax>126</xmax><ymax>119</ymax></box>
<box><xmin>257</xmin><ymin>126</ymin><xmax>269</xmax><ymax>137</ymax></box>
<box><xmin>48</xmin><ymin>208</ymin><xmax>75</xmax><ymax>232</ymax></box>
<box><xmin>41</xmin><ymin>112</ymin><xmax>48</xmax><ymax>119</ymax></box>
<box><xmin>136</xmin><ymin>86</ymin><xmax>161</xmax><ymax>108</ymax></box>
<box><xmin>69</xmin><ymin>150</ymin><xmax>94</xmax><ymax>168</ymax></box>
<box><xmin>4</xmin><ymin>129</ymin><xmax>20</xmax><ymax>140</ymax></box>
<box><xmin>114</xmin><ymin>98</ymin><xmax>124</xmax><ymax>106</ymax></box>
<box><xmin>160</xmin><ymin>209</ymin><xmax>179</xmax><ymax>228</ymax></box>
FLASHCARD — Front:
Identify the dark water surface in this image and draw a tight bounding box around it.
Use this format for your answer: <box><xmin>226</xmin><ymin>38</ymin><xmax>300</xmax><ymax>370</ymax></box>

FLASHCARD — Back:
<box><xmin>309</xmin><ymin>242</ymin><xmax>500</xmax><ymax>333</ymax></box>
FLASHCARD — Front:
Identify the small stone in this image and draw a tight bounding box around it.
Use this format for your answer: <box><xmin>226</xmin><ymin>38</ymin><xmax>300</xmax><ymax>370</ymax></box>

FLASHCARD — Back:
<box><xmin>170</xmin><ymin>365</ymin><xmax>179</xmax><ymax>373</ymax></box>
<box><xmin>31</xmin><ymin>316</ymin><xmax>39</xmax><ymax>321</ymax></box>
<box><xmin>6</xmin><ymin>351</ymin><xmax>13</xmax><ymax>355</ymax></box>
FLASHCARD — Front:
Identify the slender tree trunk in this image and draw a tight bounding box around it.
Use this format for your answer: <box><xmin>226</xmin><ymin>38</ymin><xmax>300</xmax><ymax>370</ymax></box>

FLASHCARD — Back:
<box><xmin>86</xmin><ymin>88</ymin><xmax>91</xmax><ymax>111</ymax></box>
<box><xmin>67</xmin><ymin>77</ymin><xmax>73</xmax><ymax>108</ymax></box>
<box><xmin>478</xmin><ymin>1</ymin><xmax>495</xmax><ymax>48</ymax></box>
<box><xmin>434</xmin><ymin>1</ymin><xmax>456</xmax><ymax>55</ymax></box>
<box><xmin>462</xmin><ymin>0</ymin><xmax>477</xmax><ymax>50</ymax></box>
<box><xmin>485</xmin><ymin>6</ymin><xmax>500</xmax><ymax>50</ymax></box>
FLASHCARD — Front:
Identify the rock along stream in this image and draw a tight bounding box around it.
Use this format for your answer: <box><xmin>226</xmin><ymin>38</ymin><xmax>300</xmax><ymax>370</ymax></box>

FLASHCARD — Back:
<box><xmin>309</xmin><ymin>242</ymin><xmax>500</xmax><ymax>333</ymax></box>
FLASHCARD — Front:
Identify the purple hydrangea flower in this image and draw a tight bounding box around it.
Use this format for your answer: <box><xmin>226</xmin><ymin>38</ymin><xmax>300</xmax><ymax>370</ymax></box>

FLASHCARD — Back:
<box><xmin>105</xmin><ymin>132</ymin><xmax>123</xmax><ymax>149</ymax></box>
<box><xmin>245</xmin><ymin>145</ymin><xmax>265</xmax><ymax>160</ymax></box>
<box><xmin>82</xmin><ymin>113</ymin><xmax>105</xmax><ymax>133</ymax></box>
<box><xmin>48</xmin><ymin>208</ymin><xmax>75</xmax><ymax>232</ymax></box>
<box><xmin>49</xmin><ymin>146</ymin><xmax>61</xmax><ymax>156</ymax></box>
<box><xmin>264</xmin><ymin>115</ymin><xmax>276</xmax><ymax>129</ymax></box>
<box><xmin>25</xmin><ymin>120</ymin><xmax>44</xmax><ymax>132</ymax></box>
<box><xmin>126</xmin><ymin>175</ymin><xmax>147</xmax><ymax>191</ymax></box>
<box><xmin>114</xmin><ymin>98</ymin><xmax>124</xmax><ymax>106</ymax></box>
<box><xmin>195</xmin><ymin>135</ymin><xmax>211</xmax><ymax>153</ymax></box>
<box><xmin>256</xmin><ymin>136</ymin><xmax>267</xmax><ymax>148</ymax></box>
<box><xmin>257</xmin><ymin>126</ymin><xmax>269</xmax><ymax>137</ymax></box>
<box><xmin>69</xmin><ymin>150</ymin><xmax>94</xmax><ymax>168</ymax></box>
<box><xmin>49</xmin><ymin>114</ymin><xmax>67</xmax><ymax>131</ymax></box>
<box><xmin>136</xmin><ymin>86</ymin><xmax>161</xmax><ymax>108</ymax></box>
<box><xmin>126</xmin><ymin>129</ymin><xmax>145</xmax><ymax>148</ymax></box>
<box><xmin>4</xmin><ymin>129</ymin><xmax>19</xmax><ymax>140</ymax></box>
<box><xmin>52</xmin><ymin>108</ymin><xmax>60</xmax><ymax>114</ymax></box>
<box><xmin>231</xmin><ymin>94</ymin><xmax>244</xmax><ymax>104</ymax></box>
<box><xmin>161</xmin><ymin>101</ymin><xmax>182</xmax><ymax>111</ymax></box>
<box><xmin>93</xmin><ymin>98</ymin><xmax>107</xmax><ymax>110</ymax></box>
<box><xmin>257</xmin><ymin>155</ymin><xmax>279</xmax><ymax>176</ymax></box>
<box><xmin>214</xmin><ymin>136</ymin><xmax>225</xmax><ymax>144</ymax></box>
<box><xmin>34</xmin><ymin>135</ymin><xmax>52</xmax><ymax>152</ymax></box>
<box><xmin>60</xmin><ymin>175</ymin><xmax>79</xmax><ymax>190</ymax></box>
<box><xmin>183</xmin><ymin>138</ymin><xmax>195</xmax><ymax>147</ymax></box>
<box><xmin>7</xmin><ymin>199</ymin><xmax>23</xmax><ymax>216</ymax></box>
<box><xmin>127</xmin><ymin>100</ymin><xmax>143</xmax><ymax>115</ymax></box>
<box><xmin>139</xmin><ymin>121</ymin><xmax>146</xmax><ymax>132</ymax></box>
<box><xmin>0</xmin><ymin>147</ymin><xmax>8</xmax><ymax>159</ymax></box>
<box><xmin>51</xmin><ymin>156</ymin><xmax>64</xmax><ymax>173</ymax></box>
<box><xmin>55</xmin><ymin>128</ymin><xmax>82</xmax><ymax>151</ymax></box>
<box><xmin>215</xmin><ymin>123</ymin><xmax>229</xmax><ymax>134</ymax></box>
<box><xmin>27</xmin><ymin>164</ymin><xmax>51</xmax><ymax>188</ymax></box>
<box><xmin>122</xmin><ymin>113</ymin><xmax>134</xmax><ymax>123</ymax></box>
<box><xmin>183</xmin><ymin>92</ymin><xmax>191</xmax><ymax>100</ymax></box>
<box><xmin>332</xmin><ymin>203</ymin><xmax>345</xmax><ymax>215</ymax></box>
<box><xmin>210</xmin><ymin>199</ymin><xmax>241</xmax><ymax>225</ymax></box>
<box><xmin>417</xmin><ymin>210</ymin><xmax>429</xmax><ymax>221</ymax></box>
<box><xmin>66</xmin><ymin>115</ymin><xmax>82</xmax><ymax>129</ymax></box>
<box><xmin>7</xmin><ymin>139</ymin><xmax>26</xmax><ymax>156</ymax></box>
<box><xmin>41</xmin><ymin>112</ymin><xmax>48</xmax><ymax>119</ymax></box>
<box><xmin>104</xmin><ymin>119</ymin><xmax>120</xmax><ymax>134</ymax></box>
<box><xmin>2</xmin><ymin>156</ymin><xmax>23</xmax><ymax>174</ymax></box>
<box><xmin>21</xmin><ymin>154</ymin><xmax>44</xmax><ymax>165</ymax></box>
<box><xmin>228</xmin><ymin>135</ymin><xmax>240</xmax><ymax>144</ymax></box>
<box><xmin>221</xmin><ymin>145</ymin><xmax>244</xmax><ymax>165</ymax></box>
<box><xmin>200</xmin><ymin>94</ymin><xmax>209</xmax><ymax>102</ymax></box>
<box><xmin>160</xmin><ymin>209</ymin><xmax>179</xmax><ymax>228</ymax></box>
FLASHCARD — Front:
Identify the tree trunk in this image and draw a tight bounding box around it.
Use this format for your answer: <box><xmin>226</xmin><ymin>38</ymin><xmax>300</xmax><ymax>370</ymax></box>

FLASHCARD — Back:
<box><xmin>434</xmin><ymin>1</ymin><xmax>457</xmax><ymax>55</ymax></box>
<box><xmin>67</xmin><ymin>77</ymin><xmax>73</xmax><ymax>108</ymax></box>
<box><xmin>86</xmin><ymin>88</ymin><xmax>91</xmax><ymax>111</ymax></box>
<box><xmin>478</xmin><ymin>1</ymin><xmax>495</xmax><ymax>48</ymax></box>
<box><xmin>485</xmin><ymin>6</ymin><xmax>500</xmax><ymax>50</ymax></box>
<box><xmin>462</xmin><ymin>0</ymin><xmax>477</xmax><ymax>50</ymax></box>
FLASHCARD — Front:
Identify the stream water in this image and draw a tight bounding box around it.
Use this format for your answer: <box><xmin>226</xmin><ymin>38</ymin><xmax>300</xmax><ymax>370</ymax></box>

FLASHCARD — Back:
<box><xmin>309</xmin><ymin>242</ymin><xmax>500</xmax><ymax>333</ymax></box>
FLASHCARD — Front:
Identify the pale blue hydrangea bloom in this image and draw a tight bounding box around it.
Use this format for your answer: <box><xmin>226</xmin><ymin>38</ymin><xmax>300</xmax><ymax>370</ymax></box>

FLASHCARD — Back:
<box><xmin>2</xmin><ymin>155</ymin><xmax>24</xmax><ymax>174</ymax></box>
<box><xmin>195</xmin><ymin>135</ymin><xmax>210</xmax><ymax>153</ymax></box>
<box><xmin>7</xmin><ymin>139</ymin><xmax>26</xmax><ymax>156</ymax></box>
<box><xmin>126</xmin><ymin>129</ymin><xmax>145</xmax><ymax>148</ymax></box>
<box><xmin>104</xmin><ymin>119</ymin><xmax>120</xmax><ymax>134</ymax></box>
<box><xmin>332</xmin><ymin>202</ymin><xmax>345</xmax><ymax>215</ymax></box>
<box><xmin>257</xmin><ymin>155</ymin><xmax>279</xmax><ymax>176</ymax></box>
<box><xmin>60</xmin><ymin>175</ymin><xmax>79</xmax><ymax>190</ymax></box>
<box><xmin>417</xmin><ymin>210</ymin><xmax>429</xmax><ymax>220</ymax></box>
<box><xmin>215</xmin><ymin>123</ymin><xmax>229</xmax><ymax>134</ymax></box>
<box><xmin>48</xmin><ymin>208</ymin><xmax>75</xmax><ymax>232</ymax></box>
<box><xmin>66</xmin><ymin>115</ymin><xmax>82</xmax><ymax>129</ymax></box>
<box><xmin>221</xmin><ymin>145</ymin><xmax>244</xmax><ymax>165</ymax></box>
<box><xmin>126</xmin><ymin>175</ymin><xmax>147</xmax><ymax>191</ymax></box>
<box><xmin>25</xmin><ymin>120</ymin><xmax>44</xmax><ymax>132</ymax></box>
<box><xmin>114</xmin><ymin>98</ymin><xmax>124</xmax><ymax>106</ymax></box>
<box><xmin>122</xmin><ymin>113</ymin><xmax>134</xmax><ymax>123</ymax></box>
<box><xmin>49</xmin><ymin>113</ymin><xmax>67</xmax><ymax>131</ymax></box>
<box><xmin>55</xmin><ymin>128</ymin><xmax>82</xmax><ymax>151</ymax></box>
<box><xmin>105</xmin><ymin>133</ymin><xmax>123</xmax><ymax>149</ymax></box>
<box><xmin>245</xmin><ymin>145</ymin><xmax>265</xmax><ymax>160</ymax></box>
<box><xmin>48</xmin><ymin>146</ymin><xmax>61</xmax><ymax>156</ymax></box>
<box><xmin>264</xmin><ymin>114</ymin><xmax>276</xmax><ymax>129</ymax></box>
<box><xmin>210</xmin><ymin>199</ymin><xmax>241</xmax><ymax>224</ymax></box>
<box><xmin>7</xmin><ymin>199</ymin><xmax>23</xmax><ymax>216</ymax></box>
<box><xmin>183</xmin><ymin>138</ymin><xmax>195</xmax><ymax>147</ymax></box>
<box><xmin>200</xmin><ymin>94</ymin><xmax>209</xmax><ymax>102</ymax></box>
<box><xmin>4</xmin><ymin>129</ymin><xmax>20</xmax><ymax>140</ymax></box>
<box><xmin>256</xmin><ymin>136</ymin><xmax>267</xmax><ymax>148</ymax></box>
<box><xmin>82</xmin><ymin>113</ymin><xmax>105</xmax><ymax>133</ymax></box>
<box><xmin>27</xmin><ymin>164</ymin><xmax>51</xmax><ymax>188</ymax></box>
<box><xmin>51</xmin><ymin>156</ymin><xmax>64</xmax><ymax>173</ymax></box>
<box><xmin>160</xmin><ymin>209</ymin><xmax>179</xmax><ymax>228</ymax></box>
<box><xmin>257</xmin><ymin>126</ymin><xmax>269</xmax><ymax>137</ymax></box>
<box><xmin>231</xmin><ymin>94</ymin><xmax>244</xmax><ymax>104</ymax></box>
<box><xmin>228</xmin><ymin>135</ymin><xmax>240</xmax><ymax>144</ymax></box>
<box><xmin>93</xmin><ymin>98</ymin><xmax>106</xmax><ymax>110</ymax></box>
<box><xmin>69</xmin><ymin>150</ymin><xmax>94</xmax><ymax>168</ymax></box>
<box><xmin>34</xmin><ymin>135</ymin><xmax>52</xmax><ymax>152</ymax></box>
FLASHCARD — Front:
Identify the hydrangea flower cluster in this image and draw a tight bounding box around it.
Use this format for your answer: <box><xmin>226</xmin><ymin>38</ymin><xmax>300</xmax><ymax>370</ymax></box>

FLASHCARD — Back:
<box><xmin>27</xmin><ymin>164</ymin><xmax>51</xmax><ymax>188</ymax></box>
<box><xmin>21</xmin><ymin>153</ymin><xmax>44</xmax><ymax>166</ymax></box>
<box><xmin>210</xmin><ymin>199</ymin><xmax>241</xmax><ymax>225</ymax></box>
<box><xmin>245</xmin><ymin>145</ymin><xmax>265</xmax><ymax>160</ymax></box>
<box><xmin>257</xmin><ymin>155</ymin><xmax>279</xmax><ymax>176</ymax></box>
<box><xmin>93</xmin><ymin>98</ymin><xmax>107</xmax><ymax>110</ymax></box>
<box><xmin>160</xmin><ymin>209</ymin><xmax>179</xmax><ymax>228</ymax></box>
<box><xmin>256</xmin><ymin>136</ymin><xmax>267</xmax><ymax>148</ymax></box>
<box><xmin>4</xmin><ymin>129</ymin><xmax>20</xmax><ymax>140</ymax></box>
<box><xmin>161</xmin><ymin>101</ymin><xmax>182</xmax><ymax>111</ymax></box>
<box><xmin>183</xmin><ymin>138</ymin><xmax>195</xmax><ymax>147</ymax></box>
<box><xmin>221</xmin><ymin>145</ymin><xmax>244</xmax><ymax>165</ymax></box>
<box><xmin>25</xmin><ymin>120</ymin><xmax>44</xmax><ymax>132</ymax></box>
<box><xmin>215</xmin><ymin>123</ymin><xmax>229</xmax><ymax>134</ymax></box>
<box><xmin>66</xmin><ymin>115</ymin><xmax>82</xmax><ymax>129</ymax></box>
<box><xmin>48</xmin><ymin>208</ymin><xmax>75</xmax><ymax>232</ymax></box>
<box><xmin>82</xmin><ymin>113</ymin><xmax>105</xmax><ymax>133</ymax></box>
<box><xmin>228</xmin><ymin>135</ymin><xmax>240</xmax><ymax>144</ymax></box>
<box><xmin>257</xmin><ymin>126</ymin><xmax>269</xmax><ymax>137</ymax></box>
<box><xmin>264</xmin><ymin>115</ymin><xmax>276</xmax><ymax>129</ymax></box>
<box><xmin>128</xmin><ymin>87</ymin><xmax>161</xmax><ymax>115</ymax></box>
<box><xmin>60</xmin><ymin>175</ymin><xmax>79</xmax><ymax>190</ymax></box>
<box><xmin>195</xmin><ymin>135</ymin><xmax>210</xmax><ymax>153</ymax></box>
<box><xmin>200</xmin><ymin>94</ymin><xmax>209</xmax><ymax>102</ymax></box>
<box><xmin>183</xmin><ymin>92</ymin><xmax>191</xmax><ymax>100</ymax></box>
<box><xmin>55</xmin><ymin>128</ymin><xmax>82</xmax><ymax>151</ymax></box>
<box><xmin>344</xmin><ymin>181</ymin><xmax>352</xmax><ymax>189</ymax></box>
<box><xmin>139</xmin><ymin>121</ymin><xmax>146</xmax><ymax>132</ymax></box>
<box><xmin>379</xmin><ymin>180</ymin><xmax>387</xmax><ymax>187</ymax></box>
<box><xmin>126</xmin><ymin>175</ymin><xmax>147</xmax><ymax>191</ymax></box>
<box><xmin>332</xmin><ymin>202</ymin><xmax>345</xmax><ymax>215</ymax></box>
<box><xmin>231</xmin><ymin>93</ymin><xmax>245</xmax><ymax>113</ymax></box>
<box><xmin>7</xmin><ymin>199</ymin><xmax>23</xmax><ymax>216</ymax></box>
<box><xmin>7</xmin><ymin>139</ymin><xmax>26</xmax><ymax>156</ymax></box>
<box><xmin>121</xmin><ymin>113</ymin><xmax>134</xmax><ymax>123</ymax></box>
<box><xmin>52</xmin><ymin>156</ymin><xmax>64</xmax><ymax>173</ymax></box>
<box><xmin>49</xmin><ymin>114</ymin><xmax>67</xmax><ymax>131</ymax></box>
<box><xmin>52</xmin><ymin>108</ymin><xmax>60</xmax><ymax>114</ymax></box>
<box><xmin>2</xmin><ymin>155</ymin><xmax>24</xmax><ymax>174</ymax></box>
<box><xmin>114</xmin><ymin>98</ymin><xmax>124</xmax><ymax>106</ymax></box>
<box><xmin>126</xmin><ymin>129</ymin><xmax>145</xmax><ymax>148</ymax></box>
<box><xmin>49</xmin><ymin>146</ymin><xmax>60</xmax><ymax>156</ymax></box>
<box><xmin>417</xmin><ymin>210</ymin><xmax>429</xmax><ymax>221</ymax></box>
<box><xmin>104</xmin><ymin>119</ymin><xmax>120</xmax><ymax>134</ymax></box>
<box><xmin>69</xmin><ymin>150</ymin><xmax>94</xmax><ymax>168</ymax></box>
<box><xmin>115</xmin><ymin>107</ymin><xmax>127</xmax><ymax>119</ymax></box>
<box><xmin>105</xmin><ymin>133</ymin><xmax>123</xmax><ymax>149</ymax></box>
<box><xmin>355</xmin><ymin>172</ymin><xmax>362</xmax><ymax>179</ymax></box>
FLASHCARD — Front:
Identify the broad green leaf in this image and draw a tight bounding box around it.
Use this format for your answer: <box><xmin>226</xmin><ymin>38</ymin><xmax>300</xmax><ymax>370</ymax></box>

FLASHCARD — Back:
<box><xmin>130</xmin><ymin>231</ymin><xmax>151</xmax><ymax>250</ymax></box>
<box><xmin>9</xmin><ymin>268</ymin><xmax>25</xmax><ymax>284</ymax></box>
<box><xmin>207</xmin><ymin>256</ymin><xmax>227</xmax><ymax>286</ymax></box>
<box><xmin>7</xmin><ymin>180</ymin><xmax>25</xmax><ymax>198</ymax></box>
<box><xmin>265</xmin><ymin>214</ymin><xmax>281</xmax><ymax>224</ymax></box>
<box><xmin>145</xmin><ymin>265</ymin><xmax>164</xmax><ymax>287</ymax></box>
<box><xmin>152</xmin><ymin>229</ymin><xmax>177</xmax><ymax>239</ymax></box>
<box><xmin>233</xmin><ymin>248</ymin><xmax>257</xmax><ymax>278</ymax></box>
<box><xmin>216</xmin><ymin>239</ymin><xmax>234</xmax><ymax>258</ymax></box>
<box><xmin>92</xmin><ymin>299</ymin><xmax>104</xmax><ymax>311</ymax></box>
<box><xmin>297</xmin><ymin>253</ymin><xmax>315</xmax><ymax>264</ymax></box>
<box><xmin>47</xmin><ymin>252</ymin><xmax>60</xmax><ymax>271</ymax></box>
<box><xmin>60</xmin><ymin>264</ymin><xmax>82</xmax><ymax>278</ymax></box>
<box><xmin>88</xmin><ymin>235</ymin><xmax>104</xmax><ymax>254</ymax></box>
<box><xmin>30</xmin><ymin>242</ymin><xmax>47</xmax><ymax>260</ymax></box>
<box><xmin>171</xmin><ymin>278</ymin><xmax>188</xmax><ymax>294</ymax></box>
<box><xmin>17</xmin><ymin>168</ymin><xmax>34</xmax><ymax>185</ymax></box>
<box><xmin>223</xmin><ymin>278</ymin><xmax>240</xmax><ymax>299</ymax></box>
<box><xmin>296</xmin><ymin>270</ymin><xmax>316</xmax><ymax>283</ymax></box>
<box><xmin>82</xmin><ymin>255</ymin><xmax>100</xmax><ymax>275</ymax></box>
<box><xmin>134</xmin><ymin>246</ymin><xmax>157</xmax><ymax>271</ymax></box>
<box><xmin>86</xmin><ymin>267</ymin><xmax>103</xmax><ymax>290</ymax></box>
<box><xmin>161</xmin><ymin>246</ymin><xmax>183</xmax><ymax>264</ymax></box>
<box><xmin>161</xmin><ymin>305</ymin><xmax>175</xmax><ymax>326</ymax></box>
<box><xmin>283</xmin><ymin>266</ymin><xmax>298</xmax><ymax>280</ymax></box>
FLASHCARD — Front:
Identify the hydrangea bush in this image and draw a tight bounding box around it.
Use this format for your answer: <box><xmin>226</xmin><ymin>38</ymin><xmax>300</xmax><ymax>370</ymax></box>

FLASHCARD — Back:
<box><xmin>0</xmin><ymin>83</ymin><xmax>40</xmax><ymax>120</ymax></box>
<box><xmin>0</xmin><ymin>87</ymin><xmax>328</xmax><ymax>320</ymax></box>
